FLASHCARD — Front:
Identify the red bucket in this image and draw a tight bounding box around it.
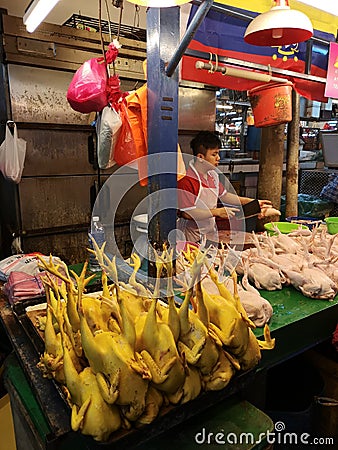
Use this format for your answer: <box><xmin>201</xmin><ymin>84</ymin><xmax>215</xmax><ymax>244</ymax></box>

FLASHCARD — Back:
<box><xmin>248</xmin><ymin>81</ymin><xmax>293</xmax><ymax>127</ymax></box>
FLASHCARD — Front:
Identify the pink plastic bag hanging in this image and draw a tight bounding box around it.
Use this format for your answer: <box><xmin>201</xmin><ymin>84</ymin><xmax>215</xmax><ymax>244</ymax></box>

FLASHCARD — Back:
<box><xmin>67</xmin><ymin>57</ymin><xmax>108</xmax><ymax>114</ymax></box>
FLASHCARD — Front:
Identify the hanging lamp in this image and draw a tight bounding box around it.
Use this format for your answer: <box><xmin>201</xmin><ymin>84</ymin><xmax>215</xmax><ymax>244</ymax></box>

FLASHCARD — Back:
<box><xmin>244</xmin><ymin>0</ymin><xmax>313</xmax><ymax>47</ymax></box>
<box><xmin>126</xmin><ymin>0</ymin><xmax>191</xmax><ymax>6</ymax></box>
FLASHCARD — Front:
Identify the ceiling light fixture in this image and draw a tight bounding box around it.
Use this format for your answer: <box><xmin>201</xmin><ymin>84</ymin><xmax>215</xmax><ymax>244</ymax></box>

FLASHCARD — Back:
<box><xmin>126</xmin><ymin>0</ymin><xmax>191</xmax><ymax>6</ymax></box>
<box><xmin>244</xmin><ymin>0</ymin><xmax>313</xmax><ymax>47</ymax></box>
<box><xmin>217</xmin><ymin>104</ymin><xmax>233</xmax><ymax>110</ymax></box>
<box><xmin>23</xmin><ymin>0</ymin><xmax>60</xmax><ymax>33</ymax></box>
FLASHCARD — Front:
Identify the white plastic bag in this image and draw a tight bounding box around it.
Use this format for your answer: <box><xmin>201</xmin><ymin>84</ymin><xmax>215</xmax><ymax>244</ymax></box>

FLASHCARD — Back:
<box><xmin>0</xmin><ymin>121</ymin><xmax>26</xmax><ymax>183</ymax></box>
<box><xmin>96</xmin><ymin>105</ymin><xmax>122</xmax><ymax>169</ymax></box>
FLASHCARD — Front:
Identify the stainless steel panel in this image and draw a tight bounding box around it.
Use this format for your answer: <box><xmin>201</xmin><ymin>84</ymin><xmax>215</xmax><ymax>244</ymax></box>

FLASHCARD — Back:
<box><xmin>178</xmin><ymin>87</ymin><xmax>216</xmax><ymax>130</ymax></box>
<box><xmin>16</xmin><ymin>38</ymin><xmax>56</xmax><ymax>58</ymax></box>
<box><xmin>23</xmin><ymin>232</ymin><xmax>89</xmax><ymax>266</ymax></box>
<box><xmin>8</xmin><ymin>65</ymin><xmax>91</xmax><ymax>125</ymax></box>
<box><xmin>99</xmin><ymin>174</ymin><xmax>148</xmax><ymax>259</ymax></box>
<box><xmin>6</xmin><ymin>36</ymin><xmax>145</xmax><ymax>80</ymax></box>
<box><xmin>178</xmin><ymin>133</ymin><xmax>195</xmax><ymax>155</ymax></box>
<box><xmin>100</xmin><ymin>174</ymin><xmax>148</xmax><ymax>223</ymax></box>
<box><xmin>3</xmin><ymin>15</ymin><xmax>146</xmax><ymax>62</ymax></box>
<box><xmin>116</xmin><ymin>183</ymin><xmax>148</xmax><ymax>223</ymax></box>
<box><xmin>19</xmin><ymin>129</ymin><xmax>96</xmax><ymax>176</ymax></box>
<box><xmin>19</xmin><ymin>176</ymin><xmax>96</xmax><ymax>230</ymax></box>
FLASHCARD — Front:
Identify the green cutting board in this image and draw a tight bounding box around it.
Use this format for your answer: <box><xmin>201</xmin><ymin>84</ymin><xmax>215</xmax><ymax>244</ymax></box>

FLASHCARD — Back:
<box><xmin>254</xmin><ymin>286</ymin><xmax>338</xmax><ymax>368</ymax></box>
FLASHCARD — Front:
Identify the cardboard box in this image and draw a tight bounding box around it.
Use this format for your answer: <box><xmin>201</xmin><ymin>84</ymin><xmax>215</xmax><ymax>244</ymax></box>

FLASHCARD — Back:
<box><xmin>0</xmin><ymin>394</ymin><xmax>16</xmax><ymax>450</ymax></box>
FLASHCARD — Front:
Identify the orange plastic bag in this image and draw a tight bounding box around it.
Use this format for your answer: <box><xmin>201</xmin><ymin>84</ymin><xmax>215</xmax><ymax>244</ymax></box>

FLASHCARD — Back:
<box><xmin>113</xmin><ymin>101</ymin><xmax>138</xmax><ymax>166</ymax></box>
<box><xmin>126</xmin><ymin>84</ymin><xmax>186</xmax><ymax>186</ymax></box>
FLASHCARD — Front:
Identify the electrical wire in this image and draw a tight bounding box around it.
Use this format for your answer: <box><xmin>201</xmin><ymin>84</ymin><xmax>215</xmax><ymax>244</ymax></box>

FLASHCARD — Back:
<box><xmin>117</xmin><ymin>1</ymin><xmax>124</xmax><ymax>41</ymax></box>
<box><xmin>98</xmin><ymin>0</ymin><xmax>107</xmax><ymax>63</ymax></box>
<box><xmin>104</xmin><ymin>0</ymin><xmax>113</xmax><ymax>42</ymax></box>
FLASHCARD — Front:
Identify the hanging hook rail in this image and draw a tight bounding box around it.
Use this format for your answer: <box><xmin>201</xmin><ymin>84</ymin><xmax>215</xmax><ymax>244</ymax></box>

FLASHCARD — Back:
<box><xmin>195</xmin><ymin>60</ymin><xmax>289</xmax><ymax>84</ymax></box>
<box><xmin>166</xmin><ymin>0</ymin><xmax>213</xmax><ymax>78</ymax></box>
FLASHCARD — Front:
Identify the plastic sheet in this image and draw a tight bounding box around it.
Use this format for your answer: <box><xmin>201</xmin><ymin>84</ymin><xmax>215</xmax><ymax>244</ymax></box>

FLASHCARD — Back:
<box><xmin>281</xmin><ymin>194</ymin><xmax>333</xmax><ymax>220</ymax></box>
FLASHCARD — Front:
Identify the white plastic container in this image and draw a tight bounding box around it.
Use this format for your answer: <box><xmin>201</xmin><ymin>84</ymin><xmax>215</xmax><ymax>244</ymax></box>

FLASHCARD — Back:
<box><xmin>132</xmin><ymin>214</ymin><xmax>148</xmax><ymax>261</ymax></box>
<box><xmin>133</xmin><ymin>214</ymin><xmax>148</xmax><ymax>234</ymax></box>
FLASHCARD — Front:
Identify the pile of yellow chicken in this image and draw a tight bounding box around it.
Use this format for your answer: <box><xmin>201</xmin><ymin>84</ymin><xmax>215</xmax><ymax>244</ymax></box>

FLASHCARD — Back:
<box><xmin>36</xmin><ymin>244</ymin><xmax>275</xmax><ymax>442</ymax></box>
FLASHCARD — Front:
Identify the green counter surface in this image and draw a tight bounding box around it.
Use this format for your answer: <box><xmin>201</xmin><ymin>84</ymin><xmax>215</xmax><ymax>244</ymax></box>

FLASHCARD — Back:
<box><xmin>3</xmin><ymin>353</ymin><xmax>51</xmax><ymax>441</ymax></box>
<box><xmin>259</xmin><ymin>287</ymin><xmax>338</xmax><ymax>333</ymax></box>
<box><xmin>255</xmin><ymin>286</ymin><xmax>338</xmax><ymax>367</ymax></box>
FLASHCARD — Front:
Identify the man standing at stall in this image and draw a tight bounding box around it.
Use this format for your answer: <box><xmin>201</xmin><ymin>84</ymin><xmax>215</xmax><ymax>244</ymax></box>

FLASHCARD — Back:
<box><xmin>177</xmin><ymin>130</ymin><xmax>272</xmax><ymax>244</ymax></box>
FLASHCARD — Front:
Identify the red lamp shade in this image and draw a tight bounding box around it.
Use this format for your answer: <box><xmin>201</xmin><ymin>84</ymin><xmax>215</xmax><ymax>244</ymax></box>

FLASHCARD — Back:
<box><xmin>244</xmin><ymin>0</ymin><xmax>313</xmax><ymax>46</ymax></box>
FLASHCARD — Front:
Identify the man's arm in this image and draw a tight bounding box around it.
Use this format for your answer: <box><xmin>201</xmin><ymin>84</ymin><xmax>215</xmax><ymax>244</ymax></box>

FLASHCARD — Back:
<box><xmin>180</xmin><ymin>205</ymin><xmax>239</xmax><ymax>221</ymax></box>
<box><xmin>220</xmin><ymin>191</ymin><xmax>272</xmax><ymax>208</ymax></box>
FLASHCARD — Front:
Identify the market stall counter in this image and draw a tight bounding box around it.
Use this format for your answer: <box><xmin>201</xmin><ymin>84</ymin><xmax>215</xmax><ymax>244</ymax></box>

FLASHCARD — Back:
<box><xmin>2</xmin><ymin>350</ymin><xmax>276</xmax><ymax>450</ymax></box>
<box><xmin>0</xmin><ymin>267</ymin><xmax>337</xmax><ymax>449</ymax></box>
<box><xmin>0</xmin><ymin>289</ymin><xmax>262</xmax><ymax>450</ymax></box>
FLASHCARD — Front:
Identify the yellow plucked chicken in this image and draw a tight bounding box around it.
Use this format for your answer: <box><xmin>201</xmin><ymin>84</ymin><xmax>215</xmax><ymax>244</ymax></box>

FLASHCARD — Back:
<box><xmin>37</xmin><ymin>279</ymin><xmax>83</xmax><ymax>384</ymax></box>
<box><xmin>37</xmin><ymin>254</ymin><xmax>82</xmax><ymax>333</ymax></box>
<box><xmin>133</xmin><ymin>250</ymin><xmax>185</xmax><ymax>404</ymax></box>
<box><xmin>78</xmin><ymin>291</ymin><xmax>151</xmax><ymax>421</ymax></box>
<box><xmin>201</xmin><ymin>282</ymin><xmax>250</xmax><ymax>357</ymax></box>
<box><xmin>202</xmin><ymin>350</ymin><xmax>236</xmax><ymax>391</ymax></box>
<box><xmin>135</xmin><ymin>386</ymin><xmax>164</xmax><ymax>427</ymax></box>
<box><xmin>177</xmin><ymin>252</ymin><xmax>209</xmax><ymax>368</ymax></box>
<box><xmin>137</xmin><ymin>297</ymin><xmax>186</xmax><ymax>404</ymax></box>
<box><xmin>180</xmin><ymin>364</ymin><xmax>202</xmax><ymax>404</ymax></box>
<box><xmin>58</xmin><ymin>304</ymin><xmax>122</xmax><ymax>442</ymax></box>
<box><xmin>37</xmin><ymin>300</ymin><xmax>64</xmax><ymax>383</ymax></box>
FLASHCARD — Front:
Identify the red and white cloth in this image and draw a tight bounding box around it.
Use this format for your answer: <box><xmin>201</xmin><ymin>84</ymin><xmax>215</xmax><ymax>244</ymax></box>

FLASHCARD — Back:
<box><xmin>0</xmin><ymin>253</ymin><xmax>62</xmax><ymax>281</ymax></box>
<box><xmin>0</xmin><ymin>253</ymin><xmax>64</xmax><ymax>304</ymax></box>
<box><xmin>3</xmin><ymin>271</ymin><xmax>46</xmax><ymax>305</ymax></box>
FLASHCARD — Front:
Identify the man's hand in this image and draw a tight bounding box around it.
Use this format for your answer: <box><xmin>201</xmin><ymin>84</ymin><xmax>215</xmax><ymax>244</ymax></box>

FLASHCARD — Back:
<box><xmin>212</xmin><ymin>206</ymin><xmax>240</xmax><ymax>219</ymax></box>
<box><xmin>258</xmin><ymin>199</ymin><xmax>273</xmax><ymax>209</ymax></box>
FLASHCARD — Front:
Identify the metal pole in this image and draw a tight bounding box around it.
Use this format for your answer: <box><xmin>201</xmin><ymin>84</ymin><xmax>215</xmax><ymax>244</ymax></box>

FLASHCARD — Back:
<box><xmin>285</xmin><ymin>90</ymin><xmax>300</xmax><ymax>218</ymax></box>
<box><xmin>257</xmin><ymin>124</ymin><xmax>285</xmax><ymax>226</ymax></box>
<box><xmin>147</xmin><ymin>7</ymin><xmax>180</xmax><ymax>277</ymax></box>
<box><xmin>305</xmin><ymin>39</ymin><xmax>313</xmax><ymax>75</ymax></box>
<box><xmin>195</xmin><ymin>61</ymin><xmax>289</xmax><ymax>83</ymax></box>
<box><xmin>166</xmin><ymin>0</ymin><xmax>213</xmax><ymax>77</ymax></box>
<box><xmin>186</xmin><ymin>48</ymin><xmax>326</xmax><ymax>84</ymax></box>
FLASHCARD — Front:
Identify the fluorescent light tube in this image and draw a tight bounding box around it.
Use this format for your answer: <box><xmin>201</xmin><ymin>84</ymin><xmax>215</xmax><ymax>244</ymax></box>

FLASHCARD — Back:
<box><xmin>217</xmin><ymin>105</ymin><xmax>233</xmax><ymax>110</ymax></box>
<box><xmin>23</xmin><ymin>0</ymin><xmax>60</xmax><ymax>33</ymax></box>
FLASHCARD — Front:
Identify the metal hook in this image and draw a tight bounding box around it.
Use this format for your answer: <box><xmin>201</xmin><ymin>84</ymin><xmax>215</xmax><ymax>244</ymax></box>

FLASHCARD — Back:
<box><xmin>6</xmin><ymin>120</ymin><xmax>15</xmax><ymax>128</ymax></box>
<box><xmin>268</xmin><ymin>64</ymin><xmax>272</xmax><ymax>78</ymax></box>
<box><xmin>208</xmin><ymin>52</ymin><xmax>215</xmax><ymax>73</ymax></box>
<box><xmin>214</xmin><ymin>53</ymin><xmax>219</xmax><ymax>72</ymax></box>
<box><xmin>208</xmin><ymin>53</ymin><xmax>219</xmax><ymax>74</ymax></box>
